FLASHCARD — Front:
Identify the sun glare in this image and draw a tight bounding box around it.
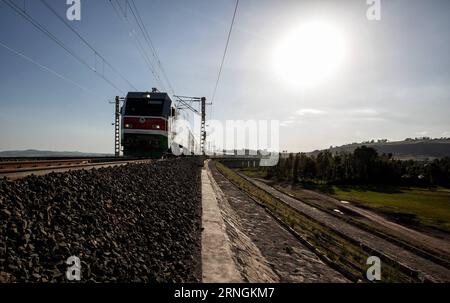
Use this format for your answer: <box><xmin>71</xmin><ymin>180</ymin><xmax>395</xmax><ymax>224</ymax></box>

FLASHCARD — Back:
<box><xmin>274</xmin><ymin>21</ymin><xmax>347</xmax><ymax>87</ymax></box>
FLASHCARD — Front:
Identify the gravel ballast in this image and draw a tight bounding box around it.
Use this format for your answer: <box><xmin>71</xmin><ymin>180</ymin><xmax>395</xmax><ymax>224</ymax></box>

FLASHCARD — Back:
<box><xmin>0</xmin><ymin>158</ymin><xmax>202</xmax><ymax>282</ymax></box>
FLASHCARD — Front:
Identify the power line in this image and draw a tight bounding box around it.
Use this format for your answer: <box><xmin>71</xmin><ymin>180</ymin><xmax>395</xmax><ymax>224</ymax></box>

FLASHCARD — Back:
<box><xmin>109</xmin><ymin>0</ymin><xmax>164</xmax><ymax>90</ymax></box>
<box><xmin>108</xmin><ymin>0</ymin><xmax>166</xmax><ymax>91</ymax></box>
<box><xmin>128</xmin><ymin>0</ymin><xmax>175</xmax><ymax>95</ymax></box>
<box><xmin>112</xmin><ymin>0</ymin><xmax>175</xmax><ymax>95</ymax></box>
<box><xmin>1</xmin><ymin>0</ymin><xmax>125</xmax><ymax>94</ymax></box>
<box><xmin>0</xmin><ymin>40</ymin><xmax>93</xmax><ymax>94</ymax></box>
<box><xmin>39</xmin><ymin>0</ymin><xmax>138</xmax><ymax>91</ymax></box>
<box><xmin>211</xmin><ymin>0</ymin><xmax>239</xmax><ymax>108</ymax></box>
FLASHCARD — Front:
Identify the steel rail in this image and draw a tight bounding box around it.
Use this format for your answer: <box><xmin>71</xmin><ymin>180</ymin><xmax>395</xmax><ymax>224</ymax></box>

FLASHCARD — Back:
<box><xmin>0</xmin><ymin>158</ymin><xmax>154</xmax><ymax>180</ymax></box>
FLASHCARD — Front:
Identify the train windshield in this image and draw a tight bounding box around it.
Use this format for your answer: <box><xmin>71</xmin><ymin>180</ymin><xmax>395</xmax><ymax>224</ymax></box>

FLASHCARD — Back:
<box><xmin>124</xmin><ymin>99</ymin><xmax>164</xmax><ymax>116</ymax></box>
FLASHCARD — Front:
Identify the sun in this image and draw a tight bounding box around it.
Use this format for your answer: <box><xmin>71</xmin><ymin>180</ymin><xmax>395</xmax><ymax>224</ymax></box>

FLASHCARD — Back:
<box><xmin>274</xmin><ymin>21</ymin><xmax>347</xmax><ymax>87</ymax></box>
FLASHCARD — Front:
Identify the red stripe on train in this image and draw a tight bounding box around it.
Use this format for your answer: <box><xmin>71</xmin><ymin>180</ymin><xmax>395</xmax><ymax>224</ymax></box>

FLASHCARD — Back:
<box><xmin>123</xmin><ymin>117</ymin><xmax>167</xmax><ymax>131</ymax></box>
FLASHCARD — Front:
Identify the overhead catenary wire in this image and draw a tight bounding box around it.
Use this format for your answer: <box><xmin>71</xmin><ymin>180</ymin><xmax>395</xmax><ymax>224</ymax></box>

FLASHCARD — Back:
<box><xmin>0</xmin><ymin>40</ymin><xmax>94</xmax><ymax>94</ymax></box>
<box><xmin>111</xmin><ymin>0</ymin><xmax>197</xmax><ymax>119</ymax></box>
<box><xmin>210</xmin><ymin>0</ymin><xmax>239</xmax><ymax>120</ymax></box>
<box><xmin>39</xmin><ymin>0</ymin><xmax>138</xmax><ymax>91</ymax></box>
<box><xmin>108</xmin><ymin>0</ymin><xmax>166</xmax><ymax>92</ymax></box>
<box><xmin>109</xmin><ymin>0</ymin><xmax>165</xmax><ymax>91</ymax></box>
<box><xmin>1</xmin><ymin>0</ymin><xmax>125</xmax><ymax>94</ymax></box>
<box><xmin>207</xmin><ymin>0</ymin><xmax>239</xmax><ymax>153</ymax></box>
<box><xmin>128</xmin><ymin>0</ymin><xmax>175</xmax><ymax>95</ymax></box>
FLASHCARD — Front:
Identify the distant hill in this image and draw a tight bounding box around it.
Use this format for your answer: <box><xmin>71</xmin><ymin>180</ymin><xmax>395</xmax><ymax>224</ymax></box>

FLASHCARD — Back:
<box><xmin>0</xmin><ymin>149</ymin><xmax>113</xmax><ymax>158</ymax></box>
<box><xmin>308</xmin><ymin>139</ymin><xmax>450</xmax><ymax>160</ymax></box>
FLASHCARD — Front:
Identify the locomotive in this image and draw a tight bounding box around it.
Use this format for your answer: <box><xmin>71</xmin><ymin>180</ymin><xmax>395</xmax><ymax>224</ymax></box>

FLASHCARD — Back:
<box><xmin>121</xmin><ymin>90</ymin><xmax>199</xmax><ymax>157</ymax></box>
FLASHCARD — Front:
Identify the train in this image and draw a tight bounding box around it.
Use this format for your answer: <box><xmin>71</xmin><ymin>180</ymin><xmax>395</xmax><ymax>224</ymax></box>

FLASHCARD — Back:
<box><xmin>121</xmin><ymin>90</ymin><xmax>200</xmax><ymax>157</ymax></box>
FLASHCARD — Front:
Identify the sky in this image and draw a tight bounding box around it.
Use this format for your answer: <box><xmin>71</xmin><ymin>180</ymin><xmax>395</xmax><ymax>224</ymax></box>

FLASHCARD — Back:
<box><xmin>0</xmin><ymin>0</ymin><xmax>449</xmax><ymax>153</ymax></box>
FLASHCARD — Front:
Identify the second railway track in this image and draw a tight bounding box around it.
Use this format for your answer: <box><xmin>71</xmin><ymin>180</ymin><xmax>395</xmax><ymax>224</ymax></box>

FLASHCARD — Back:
<box><xmin>213</xmin><ymin>161</ymin><xmax>450</xmax><ymax>283</ymax></box>
<box><xmin>0</xmin><ymin>157</ymin><xmax>154</xmax><ymax>180</ymax></box>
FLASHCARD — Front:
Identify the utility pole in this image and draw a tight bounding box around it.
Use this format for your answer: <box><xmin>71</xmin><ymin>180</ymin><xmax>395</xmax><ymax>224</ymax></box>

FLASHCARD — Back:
<box><xmin>201</xmin><ymin>97</ymin><xmax>206</xmax><ymax>155</ymax></box>
<box><xmin>173</xmin><ymin>95</ymin><xmax>211</xmax><ymax>155</ymax></box>
<box><xmin>114</xmin><ymin>96</ymin><xmax>121</xmax><ymax>157</ymax></box>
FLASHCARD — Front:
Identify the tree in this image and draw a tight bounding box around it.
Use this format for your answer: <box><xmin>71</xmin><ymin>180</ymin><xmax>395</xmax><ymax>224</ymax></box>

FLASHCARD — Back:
<box><xmin>316</xmin><ymin>151</ymin><xmax>333</xmax><ymax>182</ymax></box>
<box><xmin>293</xmin><ymin>153</ymin><xmax>300</xmax><ymax>183</ymax></box>
<box><xmin>353</xmin><ymin>146</ymin><xmax>378</xmax><ymax>182</ymax></box>
<box><xmin>285</xmin><ymin>153</ymin><xmax>295</xmax><ymax>180</ymax></box>
<box><xmin>261</xmin><ymin>148</ymin><xmax>449</xmax><ymax>187</ymax></box>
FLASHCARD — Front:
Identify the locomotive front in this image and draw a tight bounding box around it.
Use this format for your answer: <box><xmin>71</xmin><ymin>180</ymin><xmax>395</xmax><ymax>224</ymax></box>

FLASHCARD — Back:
<box><xmin>121</xmin><ymin>91</ymin><xmax>174</xmax><ymax>158</ymax></box>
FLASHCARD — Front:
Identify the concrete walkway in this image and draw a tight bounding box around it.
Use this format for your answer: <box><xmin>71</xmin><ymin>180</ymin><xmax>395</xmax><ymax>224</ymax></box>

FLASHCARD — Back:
<box><xmin>201</xmin><ymin>160</ymin><xmax>242</xmax><ymax>282</ymax></box>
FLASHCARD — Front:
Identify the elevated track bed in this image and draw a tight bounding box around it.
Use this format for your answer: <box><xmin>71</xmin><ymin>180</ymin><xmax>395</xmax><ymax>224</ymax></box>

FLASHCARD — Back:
<box><xmin>0</xmin><ymin>158</ymin><xmax>203</xmax><ymax>282</ymax></box>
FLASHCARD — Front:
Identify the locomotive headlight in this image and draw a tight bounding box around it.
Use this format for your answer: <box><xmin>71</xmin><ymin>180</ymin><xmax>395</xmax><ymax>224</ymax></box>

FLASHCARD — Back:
<box><xmin>125</xmin><ymin>123</ymin><xmax>132</xmax><ymax>128</ymax></box>
<box><xmin>152</xmin><ymin>125</ymin><xmax>160</xmax><ymax>129</ymax></box>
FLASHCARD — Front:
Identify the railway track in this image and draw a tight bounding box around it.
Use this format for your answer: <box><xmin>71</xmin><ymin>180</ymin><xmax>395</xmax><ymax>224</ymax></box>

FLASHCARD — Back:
<box><xmin>206</xmin><ymin>160</ymin><xmax>349</xmax><ymax>282</ymax></box>
<box><xmin>242</xmin><ymin>175</ymin><xmax>450</xmax><ymax>282</ymax></box>
<box><xmin>214</xmin><ymin>161</ymin><xmax>450</xmax><ymax>282</ymax></box>
<box><xmin>0</xmin><ymin>157</ymin><xmax>154</xmax><ymax>180</ymax></box>
<box><xmin>259</xmin><ymin>179</ymin><xmax>450</xmax><ymax>269</ymax></box>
